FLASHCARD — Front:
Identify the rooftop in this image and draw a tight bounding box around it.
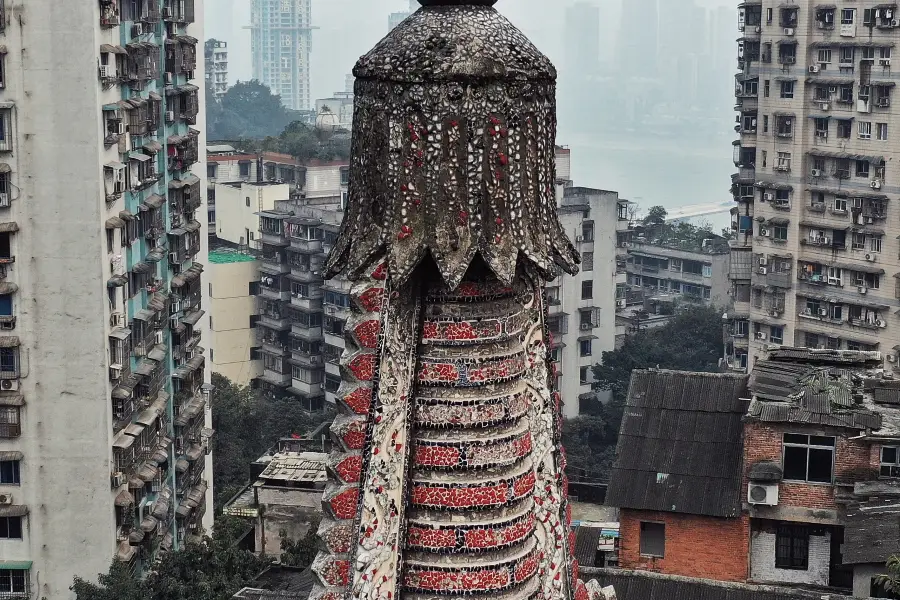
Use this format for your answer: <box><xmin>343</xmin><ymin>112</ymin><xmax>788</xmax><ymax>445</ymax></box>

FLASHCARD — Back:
<box><xmin>209</xmin><ymin>250</ymin><xmax>257</xmax><ymax>264</ymax></box>
<box><xmin>258</xmin><ymin>452</ymin><xmax>328</xmax><ymax>485</ymax></box>
<box><xmin>579</xmin><ymin>568</ymin><xmax>859</xmax><ymax>600</ymax></box>
<box><xmin>232</xmin><ymin>566</ymin><xmax>315</xmax><ymax>600</ymax></box>
<box><xmin>843</xmin><ymin>479</ymin><xmax>900</xmax><ymax>565</ymax></box>
<box><xmin>605</xmin><ymin>370</ymin><xmax>749</xmax><ymax>518</ymax></box>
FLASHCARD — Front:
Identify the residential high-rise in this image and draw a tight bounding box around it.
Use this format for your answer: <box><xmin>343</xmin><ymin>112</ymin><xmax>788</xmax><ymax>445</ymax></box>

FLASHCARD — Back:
<box><xmin>205</xmin><ymin>39</ymin><xmax>229</xmax><ymax>100</ymax></box>
<box><xmin>250</xmin><ymin>0</ymin><xmax>313</xmax><ymax>111</ymax></box>
<box><xmin>563</xmin><ymin>1</ymin><xmax>600</xmax><ymax>77</ymax></box>
<box><xmin>617</xmin><ymin>0</ymin><xmax>659</xmax><ymax>76</ymax></box>
<box><xmin>728</xmin><ymin>1</ymin><xmax>900</xmax><ymax>374</ymax></box>
<box><xmin>0</xmin><ymin>1</ymin><xmax>210</xmax><ymax>598</ymax></box>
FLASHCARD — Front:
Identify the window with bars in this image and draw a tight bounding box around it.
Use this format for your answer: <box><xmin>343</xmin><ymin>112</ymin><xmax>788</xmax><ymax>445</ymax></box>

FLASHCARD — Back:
<box><xmin>775</xmin><ymin>524</ymin><xmax>810</xmax><ymax>570</ymax></box>
<box><xmin>0</xmin><ymin>406</ymin><xmax>19</xmax><ymax>438</ymax></box>
<box><xmin>882</xmin><ymin>446</ymin><xmax>900</xmax><ymax>477</ymax></box>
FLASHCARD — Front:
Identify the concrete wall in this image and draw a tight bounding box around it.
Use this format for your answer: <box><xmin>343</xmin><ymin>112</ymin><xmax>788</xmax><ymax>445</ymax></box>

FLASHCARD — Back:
<box><xmin>0</xmin><ymin>2</ymin><xmax>117</xmax><ymax>598</ymax></box>
<box><xmin>215</xmin><ymin>183</ymin><xmax>289</xmax><ymax>247</ymax></box>
<box><xmin>255</xmin><ymin>486</ymin><xmax>322</xmax><ymax>558</ymax></box>
<box><xmin>305</xmin><ymin>164</ymin><xmax>346</xmax><ymax>201</ymax></box>
<box><xmin>209</xmin><ymin>259</ymin><xmax>262</xmax><ymax>386</ymax></box>
<box><xmin>618</xmin><ymin>509</ymin><xmax>750</xmax><ymax>582</ymax></box>
<box><xmin>749</xmin><ymin>524</ymin><xmax>830</xmax><ymax>586</ymax></box>
<box><xmin>852</xmin><ymin>563</ymin><xmax>886</xmax><ymax>598</ymax></box>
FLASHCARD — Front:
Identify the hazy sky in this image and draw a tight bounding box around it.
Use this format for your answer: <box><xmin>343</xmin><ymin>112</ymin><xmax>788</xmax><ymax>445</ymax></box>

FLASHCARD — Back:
<box><xmin>207</xmin><ymin>0</ymin><xmax>736</xmax><ymax>102</ymax></box>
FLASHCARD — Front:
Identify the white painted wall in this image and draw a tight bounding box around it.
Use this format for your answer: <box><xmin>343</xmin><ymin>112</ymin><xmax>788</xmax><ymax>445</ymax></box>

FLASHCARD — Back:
<box><xmin>209</xmin><ymin>258</ymin><xmax>261</xmax><ymax>386</ymax></box>
<box><xmin>750</xmin><ymin>528</ymin><xmax>831</xmax><ymax>586</ymax></box>
<box><xmin>215</xmin><ymin>183</ymin><xmax>289</xmax><ymax>247</ymax></box>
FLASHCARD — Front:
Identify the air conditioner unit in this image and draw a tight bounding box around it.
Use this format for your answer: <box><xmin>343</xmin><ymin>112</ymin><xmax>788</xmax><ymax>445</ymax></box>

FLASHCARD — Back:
<box><xmin>109</xmin><ymin>364</ymin><xmax>123</xmax><ymax>380</ymax></box>
<box><xmin>760</xmin><ymin>227</ymin><xmax>770</xmax><ymax>237</ymax></box>
<box><xmin>617</xmin><ymin>299</ymin><xmax>626</xmax><ymax>309</ymax></box>
<box><xmin>770</xmin><ymin>309</ymin><xmax>782</xmax><ymax>317</ymax></box>
<box><xmin>858</xmin><ymin>286</ymin><xmax>868</xmax><ymax>294</ymax></box>
<box><xmin>116</xmin><ymin>121</ymin><xmax>126</xmax><ymax>135</ymax></box>
<box><xmin>756</xmin><ymin>332</ymin><xmax>767</xmax><ymax>340</ymax></box>
<box><xmin>111</xmin><ymin>472</ymin><xmax>127</xmax><ymax>488</ymax></box>
<box><xmin>155</xmin><ymin>331</ymin><xmax>164</xmax><ymax>344</ymax></box>
<box><xmin>1</xmin><ymin>380</ymin><xmax>19</xmax><ymax>391</ymax></box>
<box><xmin>758</xmin><ymin>267</ymin><xmax>768</xmax><ymax>275</ymax></box>
<box><xmin>889</xmin><ymin>354</ymin><xmax>897</xmax><ymax>363</ymax></box>
<box><xmin>169</xmin><ymin>252</ymin><xmax>179</xmax><ymax>263</ymax></box>
<box><xmin>811</xmin><ymin>169</ymin><xmax>823</xmax><ymax>177</ymax></box>
<box><xmin>871</xmin><ymin>179</ymin><xmax>883</xmax><ymax>189</ymax></box>
<box><xmin>755</xmin><ymin>26</ymin><xmax>762</xmax><ymax>33</ymax></box>
<box><xmin>110</xmin><ymin>312</ymin><xmax>125</xmax><ymax>327</ymax></box>
<box><xmin>151</xmin><ymin>481</ymin><xmax>161</xmax><ymax>492</ymax></box>
<box><xmin>99</xmin><ymin>64</ymin><xmax>111</xmax><ymax>78</ymax></box>
<box><xmin>162</xmin><ymin>6</ymin><xmax>172</xmax><ymax>17</ymax></box>
<box><xmin>580</xmin><ymin>323</ymin><xmax>592</xmax><ymax>331</ymax></box>
<box><xmin>819</xmin><ymin>308</ymin><xmax>829</xmax><ymax>317</ymax></box>
<box><xmin>865</xmin><ymin>253</ymin><xmax>877</xmax><ymax>262</ymax></box>
<box><xmin>132</xmin><ymin>22</ymin><xmax>143</xmax><ymax>36</ymax></box>
<box><xmin>817</xmin><ymin>237</ymin><xmax>830</xmax><ymax>245</ymax></box>
<box><xmin>809</xmin><ymin>65</ymin><xmax>820</xmax><ymax>73</ymax></box>
<box><xmin>877</xmin><ymin>319</ymin><xmax>887</xmax><ymax>328</ymax></box>
<box><xmin>880</xmin><ymin>59</ymin><xmax>892</xmax><ymax>67</ymax></box>
<box><xmin>819</xmin><ymin>102</ymin><xmax>830</xmax><ymax>111</ymax></box>
<box><xmin>747</xmin><ymin>483</ymin><xmax>779</xmax><ymax>506</ymax></box>
<box><xmin>620</xmin><ymin>242</ymin><xmax>630</xmax><ymax>249</ymax></box>
<box><xmin>165</xmin><ymin>110</ymin><xmax>175</xmax><ymax>123</ymax></box>
<box><xmin>763</xmin><ymin>192</ymin><xmax>775</xmax><ymax>201</ymax></box>
<box><xmin>165</xmin><ymin>72</ymin><xmax>173</xmax><ymax>85</ymax></box>
<box><xmin>893</xmin><ymin>19</ymin><xmax>899</xmax><ymax>27</ymax></box>
<box><xmin>0</xmin><ymin>493</ymin><xmax>12</xmax><ymax>506</ymax></box>
<box><xmin>758</xmin><ymin>257</ymin><xmax>768</xmax><ymax>266</ymax></box>
<box><xmin>784</xmin><ymin>28</ymin><xmax>795</xmax><ymax>36</ymax></box>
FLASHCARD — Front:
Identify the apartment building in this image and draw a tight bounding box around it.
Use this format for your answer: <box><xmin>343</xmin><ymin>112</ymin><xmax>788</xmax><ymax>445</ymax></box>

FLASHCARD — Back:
<box><xmin>388</xmin><ymin>0</ymin><xmax>418</xmax><ymax>32</ymax></box>
<box><xmin>250</xmin><ymin>0</ymin><xmax>312</xmax><ymax>110</ymax></box>
<box><xmin>204</xmin><ymin>39</ymin><xmax>228</xmax><ymax>100</ymax></box>
<box><xmin>624</xmin><ymin>241</ymin><xmax>731</xmax><ymax>307</ymax></box>
<box><xmin>547</xmin><ymin>187</ymin><xmax>630</xmax><ymax>417</ymax></box>
<box><xmin>208</xmin><ymin>249</ymin><xmax>260</xmax><ymax>386</ymax></box>
<box><xmin>0</xmin><ymin>1</ymin><xmax>211</xmax><ymax>597</ymax></box>
<box><xmin>730</xmin><ymin>0</ymin><xmax>900</xmax><ymax>373</ymax></box>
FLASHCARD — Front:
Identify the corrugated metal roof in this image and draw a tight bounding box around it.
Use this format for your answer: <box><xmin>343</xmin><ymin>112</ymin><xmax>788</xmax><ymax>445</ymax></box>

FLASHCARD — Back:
<box><xmin>605</xmin><ymin>371</ymin><xmax>749</xmax><ymax>518</ymax></box>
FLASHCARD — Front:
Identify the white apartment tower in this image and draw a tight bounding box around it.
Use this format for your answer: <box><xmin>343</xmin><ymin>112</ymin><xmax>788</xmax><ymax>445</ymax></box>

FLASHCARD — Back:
<box><xmin>729</xmin><ymin>1</ymin><xmax>900</xmax><ymax>373</ymax></box>
<box><xmin>0</xmin><ymin>2</ymin><xmax>211</xmax><ymax>598</ymax></box>
<box><xmin>250</xmin><ymin>0</ymin><xmax>313</xmax><ymax>111</ymax></box>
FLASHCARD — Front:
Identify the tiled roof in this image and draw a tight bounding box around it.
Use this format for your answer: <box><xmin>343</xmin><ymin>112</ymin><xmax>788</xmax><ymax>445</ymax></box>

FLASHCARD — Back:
<box><xmin>572</xmin><ymin>526</ymin><xmax>605</xmax><ymax>568</ymax></box>
<box><xmin>748</xmin><ymin>359</ymin><xmax>883</xmax><ymax>430</ymax></box>
<box><xmin>580</xmin><ymin>568</ymin><xmax>859</xmax><ymax>600</ymax></box>
<box><xmin>232</xmin><ymin>567</ymin><xmax>315</xmax><ymax>600</ymax></box>
<box><xmin>843</xmin><ymin>480</ymin><xmax>900</xmax><ymax>565</ymax></box>
<box><xmin>605</xmin><ymin>370</ymin><xmax>749</xmax><ymax>518</ymax></box>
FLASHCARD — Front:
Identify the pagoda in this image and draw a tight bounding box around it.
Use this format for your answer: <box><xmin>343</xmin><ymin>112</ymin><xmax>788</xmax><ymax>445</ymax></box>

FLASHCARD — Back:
<box><xmin>310</xmin><ymin>1</ymin><xmax>591</xmax><ymax>598</ymax></box>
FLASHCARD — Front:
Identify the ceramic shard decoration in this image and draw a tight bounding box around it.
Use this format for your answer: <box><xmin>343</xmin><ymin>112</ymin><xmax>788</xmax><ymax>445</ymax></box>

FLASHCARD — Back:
<box><xmin>312</xmin><ymin>1</ymin><xmax>585</xmax><ymax>599</ymax></box>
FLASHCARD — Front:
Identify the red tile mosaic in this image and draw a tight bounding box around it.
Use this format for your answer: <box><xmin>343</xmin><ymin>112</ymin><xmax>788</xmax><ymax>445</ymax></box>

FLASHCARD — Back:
<box><xmin>513</xmin><ymin>471</ymin><xmax>536</xmax><ymax>499</ymax></box>
<box><xmin>317</xmin><ymin>558</ymin><xmax>350</xmax><ymax>587</ymax></box>
<box><xmin>467</xmin><ymin>355</ymin><xmax>527</xmax><ymax>383</ymax></box>
<box><xmin>407</xmin><ymin>526</ymin><xmax>457</xmax><ymax>549</ymax></box>
<box><xmin>358</xmin><ymin>287</ymin><xmax>385</xmax><ymax>312</ymax></box>
<box><xmin>342</xmin><ymin>387</ymin><xmax>372</xmax><ymax>415</ymax></box>
<box><xmin>348</xmin><ymin>353</ymin><xmax>376</xmax><ymax>381</ymax></box>
<box><xmin>414</xmin><ymin>445</ymin><xmax>461</xmax><ymax>468</ymax></box>
<box><xmin>404</xmin><ymin>566</ymin><xmax>510</xmax><ymax>592</ymax></box>
<box><xmin>327</xmin><ymin>487</ymin><xmax>359</xmax><ymax>520</ymax></box>
<box><xmin>514</xmin><ymin>553</ymin><xmax>539</xmax><ymax>583</ymax></box>
<box><xmin>463</xmin><ymin>515</ymin><xmax>535</xmax><ymax>550</ymax></box>
<box><xmin>417</xmin><ymin>361</ymin><xmax>460</xmax><ymax>383</ymax></box>
<box><xmin>353</xmin><ymin>320</ymin><xmax>381</xmax><ymax>349</ymax></box>
<box><xmin>412</xmin><ymin>482</ymin><xmax>508</xmax><ymax>508</ymax></box>
<box><xmin>334</xmin><ymin>455</ymin><xmax>363</xmax><ymax>483</ymax></box>
<box><xmin>320</xmin><ymin>522</ymin><xmax>352</xmax><ymax>554</ymax></box>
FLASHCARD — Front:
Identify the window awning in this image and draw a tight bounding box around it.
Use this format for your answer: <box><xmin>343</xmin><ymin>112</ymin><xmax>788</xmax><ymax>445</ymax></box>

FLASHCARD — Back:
<box><xmin>0</xmin><ymin>395</ymin><xmax>24</xmax><ymax>407</ymax></box>
<box><xmin>767</xmin><ymin>217</ymin><xmax>790</xmax><ymax>226</ymax></box>
<box><xmin>109</xmin><ymin>327</ymin><xmax>132</xmax><ymax>341</ymax></box>
<box><xmin>808</xmin><ymin>148</ymin><xmax>885</xmax><ymax>165</ymax></box>
<box><xmin>128</xmin><ymin>152</ymin><xmax>151</xmax><ymax>163</ymax></box>
<box><xmin>0</xmin><ymin>164</ymin><xmax>11</xmax><ymax>174</ymax></box>
<box><xmin>148</xmin><ymin>91</ymin><xmax>162</xmax><ymax>102</ymax></box>
<box><xmin>133</xmin><ymin>359</ymin><xmax>157</xmax><ymax>377</ymax></box>
<box><xmin>123</xmin><ymin>422</ymin><xmax>145</xmax><ymax>437</ymax></box>
<box><xmin>185</xmin><ymin>444</ymin><xmax>204</xmax><ymax>462</ymax></box>
<box><xmin>184</xmin><ymin>220</ymin><xmax>202</xmax><ymax>233</ymax></box>
<box><xmin>829</xmin><ymin>261</ymin><xmax>885</xmax><ymax>275</ymax></box>
<box><xmin>137</xmin><ymin>463</ymin><xmax>159</xmax><ymax>483</ymax></box>
<box><xmin>167</xmin><ymin>134</ymin><xmax>186</xmax><ymax>145</ymax></box>
<box><xmin>175</xmin><ymin>458</ymin><xmax>189</xmax><ymax>473</ymax></box>
<box><xmin>0</xmin><ymin>561</ymin><xmax>33</xmax><ymax>570</ymax></box>
<box><xmin>106</xmin><ymin>161</ymin><xmax>125</xmax><ymax>170</ymax></box>
<box><xmin>113</xmin><ymin>429</ymin><xmax>136</xmax><ymax>450</ymax></box>
<box><xmin>0</xmin><ymin>336</ymin><xmax>20</xmax><ymax>348</ymax></box>
<box><xmin>177</xmin><ymin>35</ymin><xmax>199</xmax><ymax>44</ymax></box>
<box><xmin>0</xmin><ymin>222</ymin><xmax>19</xmax><ymax>233</ymax></box>
<box><xmin>0</xmin><ymin>282</ymin><xmax>18</xmax><ymax>295</ymax></box>
<box><xmin>178</xmin><ymin>83</ymin><xmax>199</xmax><ymax>93</ymax></box>
<box><xmin>116</xmin><ymin>541</ymin><xmax>136</xmax><ymax>563</ymax></box>
<box><xmin>755</xmin><ymin>180</ymin><xmax>793</xmax><ymax>191</ymax></box>
<box><xmin>148</xmin><ymin>345</ymin><xmax>167</xmax><ymax>362</ymax></box>
<box><xmin>131</xmin><ymin>261</ymin><xmax>152</xmax><ymax>274</ymax></box>
<box><xmin>0</xmin><ymin>506</ymin><xmax>29</xmax><ymax>518</ymax></box>
<box><xmin>114</xmin><ymin>490</ymin><xmax>135</xmax><ymax>507</ymax></box>
<box><xmin>181</xmin><ymin>310</ymin><xmax>205</xmax><ymax>326</ymax></box>
<box><xmin>100</xmin><ymin>44</ymin><xmax>128</xmax><ymax>54</ymax></box>
<box><xmin>143</xmin><ymin>193</ymin><xmax>165</xmax><ymax>208</ymax></box>
<box><xmin>851</xmin><ymin>226</ymin><xmax>885</xmax><ymax>236</ymax></box>
<box><xmin>0</xmin><ymin>451</ymin><xmax>22</xmax><ymax>461</ymax></box>
<box><xmin>145</xmin><ymin>248</ymin><xmax>166</xmax><ymax>263</ymax></box>
<box><xmin>107</xmin><ymin>275</ymin><xmax>128</xmax><ymax>288</ymax></box>
<box><xmin>773</xmin><ymin>111</ymin><xmax>796</xmax><ymax>117</ymax></box>
<box><xmin>119</xmin><ymin>209</ymin><xmax>136</xmax><ymax>221</ymax></box>
<box><xmin>105</xmin><ymin>216</ymin><xmax>125</xmax><ymax>229</ymax></box>
<box><xmin>143</xmin><ymin>140</ymin><xmax>162</xmax><ymax>153</ymax></box>
<box><xmin>577</xmin><ymin>335</ymin><xmax>599</xmax><ymax>342</ymax></box>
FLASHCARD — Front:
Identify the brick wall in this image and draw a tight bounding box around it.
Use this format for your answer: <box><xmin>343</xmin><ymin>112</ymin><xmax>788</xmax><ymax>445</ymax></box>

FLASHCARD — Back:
<box><xmin>742</xmin><ymin>422</ymin><xmax>878</xmax><ymax>511</ymax></box>
<box><xmin>618</xmin><ymin>509</ymin><xmax>750</xmax><ymax>582</ymax></box>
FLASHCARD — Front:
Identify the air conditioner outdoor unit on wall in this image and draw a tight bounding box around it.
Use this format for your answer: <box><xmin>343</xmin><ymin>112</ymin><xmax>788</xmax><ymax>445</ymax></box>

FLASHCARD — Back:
<box><xmin>747</xmin><ymin>483</ymin><xmax>779</xmax><ymax>506</ymax></box>
<box><xmin>1</xmin><ymin>380</ymin><xmax>19</xmax><ymax>391</ymax></box>
<box><xmin>756</xmin><ymin>332</ymin><xmax>767</xmax><ymax>340</ymax></box>
<box><xmin>0</xmin><ymin>493</ymin><xmax>12</xmax><ymax>505</ymax></box>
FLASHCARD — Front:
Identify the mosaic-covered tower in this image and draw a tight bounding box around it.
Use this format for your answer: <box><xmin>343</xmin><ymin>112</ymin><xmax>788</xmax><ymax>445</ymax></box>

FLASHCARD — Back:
<box><xmin>311</xmin><ymin>1</ymin><xmax>587</xmax><ymax>599</ymax></box>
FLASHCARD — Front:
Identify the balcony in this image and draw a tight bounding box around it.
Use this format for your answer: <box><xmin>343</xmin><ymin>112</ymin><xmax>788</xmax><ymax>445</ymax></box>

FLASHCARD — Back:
<box><xmin>261</xmin><ymin>339</ymin><xmax>289</xmax><ymax>357</ymax></box>
<box><xmin>259</xmin><ymin>230</ymin><xmax>289</xmax><ymax>247</ymax></box>
<box><xmin>259</xmin><ymin>255</ymin><xmax>290</xmax><ymax>275</ymax></box>
<box><xmin>292</xmin><ymin>323</ymin><xmax>323</xmax><ymax>341</ymax></box>
<box><xmin>291</xmin><ymin>293</ymin><xmax>322</xmax><ymax>311</ymax></box>
<box><xmin>290</xmin><ymin>236</ymin><xmax>323</xmax><ymax>253</ymax></box>
<box><xmin>292</xmin><ymin>351</ymin><xmax>324</xmax><ymax>368</ymax></box>
<box><xmin>261</xmin><ymin>369</ymin><xmax>291</xmax><ymax>387</ymax></box>
<box><xmin>259</xmin><ymin>285</ymin><xmax>290</xmax><ymax>302</ymax></box>
<box><xmin>289</xmin><ymin>264</ymin><xmax>324</xmax><ymax>283</ymax></box>
<box><xmin>290</xmin><ymin>380</ymin><xmax>323</xmax><ymax>398</ymax></box>
<box><xmin>258</xmin><ymin>312</ymin><xmax>290</xmax><ymax>331</ymax></box>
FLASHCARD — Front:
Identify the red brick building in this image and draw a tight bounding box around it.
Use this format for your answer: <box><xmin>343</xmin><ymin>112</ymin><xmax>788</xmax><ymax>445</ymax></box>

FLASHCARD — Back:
<box><xmin>606</xmin><ymin>349</ymin><xmax>900</xmax><ymax>597</ymax></box>
<box><xmin>605</xmin><ymin>370</ymin><xmax>752</xmax><ymax>582</ymax></box>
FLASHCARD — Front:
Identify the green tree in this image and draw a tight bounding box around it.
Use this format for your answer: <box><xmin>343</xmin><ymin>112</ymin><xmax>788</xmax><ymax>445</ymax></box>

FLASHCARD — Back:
<box><xmin>208</xmin><ymin>80</ymin><xmax>294</xmax><ymax>140</ymax></box>
<box><xmin>72</xmin><ymin>517</ymin><xmax>270</xmax><ymax>600</ymax></box>
<box><xmin>642</xmin><ymin>205</ymin><xmax>668</xmax><ymax>227</ymax></box>
<box><xmin>211</xmin><ymin>373</ymin><xmax>334</xmax><ymax>509</ymax></box>
<box><xmin>876</xmin><ymin>555</ymin><xmax>900</xmax><ymax>597</ymax></box>
<box><xmin>561</xmin><ymin>414</ymin><xmax>615</xmax><ymax>480</ymax></box>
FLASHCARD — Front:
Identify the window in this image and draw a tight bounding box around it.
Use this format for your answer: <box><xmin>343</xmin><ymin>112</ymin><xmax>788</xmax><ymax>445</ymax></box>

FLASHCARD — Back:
<box><xmin>837</xmin><ymin>119</ymin><xmax>852</xmax><ymax>138</ymax></box>
<box><xmin>0</xmin><ymin>459</ymin><xmax>18</xmax><ymax>484</ymax></box>
<box><xmin>780</xmin><ymin>81</ymin><xmax>795</xmax><ymax>99</ymax></box>
<box><xmin>783</xmin><ymin>433</ymin><xmax>835</xmax><ymax>483</ymax></box>
<box><xmin>814</xmin><ymin>118</ymin><xmax>828</xmax><ymax>138</ymax></box>
<box><xmin>764</xmin><ymin>79</ymin><xmax>771</xmax><ymax>97</ymax></box>
<box><xmin>639</xmin><ymin>522</ymin><xmax>665</xmax><ymax>557</ymax></box>
<box><xmin>761</xmin><ymin>150</ymin><xmax>767</xmax><ymax>168</ymax></box>
<box><xmin>763</xmin><ymin>115</ymin><xmax>769</xmax><ymax>133</ymax></box>
<box><xmin>239</xmin><ymin>162</ymin><xmax>251</xmax><ymax>178</ymax></box>
<box><xmin>842</xmin><ymin>8</ymin><xmax>855</xmax><ymax>25</ymax></box>
<box><xmin>834</xmin><ymin>197</ymin><xmax>847</xmax><ymax>212</ymax></box>
<box><xmin>770</xmin><ymin>326</ymin><xmax>784</xmax><ymax>344</ymax></box>
<box><xmin>579</xmin><ymin>339</ymin><xmax>592</xmax><ymax>357</ymax></box>
<box><xmin>877</xmin><ymin>123</ymin><xmax>888</xmax><ymax>140</ymax></box>
<box><xmin>581</xmin><ymin>281</ymin><xmax>593</xmax><ymax>300</ymax></box>
<box><xmin>882</xmin><ymin>447</ymin><xmax>900</xmax><ymax>477</ymax></box>
<box><xmin>0</xmin><ymin>516</ymin><xmax>21</xmax><ymax>539</ymax></box>
<box><xmin>856</xmin><ymin>160</ymin><xmax>870</xmax><ymax>177</ymax></box>
<box><xmin>0</xmin><ymin>110</ymin><xmax>12</xmax><ymax>153</ymax></box>
<box><xmin>775</xmin><ymin>152</ymin><xmax>791</xmax><ymax>171</ymax></box>
<box><xmin>702</xmin><ymin>265</ymin><xmax>712</xmax><ymax>278</ymax></box>
<box><xmin>579</xmin><ymin>366</ymin><xmax>590</xmax><ymax>385</ymax></box>
<box><xmin>870</xmin><ymin>236</ymin><xmax>883</xmax><ymax>253</ymax></box>
<box><xmin>776</xmin><ymin>524</ymin><xmax>810</xmax><ymax>570</ymax></box>
<box><xmin>852</xmin><ymin>232</ymin><xmax>867</xmax><ymax>250</ymax></box>
<box><xmin>581</xmin><ymin>252</ymin><xmax>593</xmax><ymax>272</ymax></box>
<box><xmin>817</xmin><ymin>48</ymin><xmax>832</xmax><ymax>63</ymax></box>
<box><xmin>581</xmin><ymin>222</ymin><xmax>594</xmax><ymax>242</ymax></box>
<box><xmin>859</xmin><ymin>121</ymin><xmax>872</xmax><ymax>140</ymax></box>
<box><xmin>0</xmin><ymin>406</ymin><xmax>18</xmax><ymax>438</ymax></box>
<box><xmin>0</xmin><ymin>569</ymin><xmax>28</xmax><ymax>596</ymax></box>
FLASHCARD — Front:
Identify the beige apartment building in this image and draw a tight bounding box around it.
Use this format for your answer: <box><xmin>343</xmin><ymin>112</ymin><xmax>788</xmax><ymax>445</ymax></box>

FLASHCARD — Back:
<box><xmin>729</xmin><ymin>0</ymin><xmax>900</xmax><ymax>373</ymax></box>
<box><xmin>209</xmin><ymin>250</ymin><xmax>261</xmax><ymax>386</ymax></box>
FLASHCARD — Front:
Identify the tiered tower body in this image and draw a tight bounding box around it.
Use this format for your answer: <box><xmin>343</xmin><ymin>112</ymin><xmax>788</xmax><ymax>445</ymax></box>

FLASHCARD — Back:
<box><xmin>310</xmin><ymin>1</ymin><xmax>586</xmax><ymax>599</ymax></box>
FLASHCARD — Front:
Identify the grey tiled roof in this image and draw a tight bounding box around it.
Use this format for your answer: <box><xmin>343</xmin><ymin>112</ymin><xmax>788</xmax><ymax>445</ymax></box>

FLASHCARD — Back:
<box><xmin>580</xmin><ymin>568</ymin><xmax>859</xmax><ymax>600</ymax></box>
<box><xmin>844</xmin><ymin>480</ymin><xmax>900</xmax><ymax>565</ymax></box>
<box><xmin>605</xmin><ymin>370</ymin><xmax>749</xmax><ymax>518</ymax></box>
<box><xmin>573</xmin><ymin>526</ymin><xmax>606</xmax><ymax>568</ymax></box>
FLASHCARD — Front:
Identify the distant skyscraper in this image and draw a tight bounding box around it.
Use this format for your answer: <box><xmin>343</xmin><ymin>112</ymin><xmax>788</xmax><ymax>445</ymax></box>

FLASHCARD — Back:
<box><xmin>564</xmin><ymin>1</ymin><xmax>600</xmax><ymax>76</ymax></box>
<box><xmin>388</xmin><ymin>0</ymin><xmax>418</xmax><ymax>32</ymax></box>
<box><xmin>250</xmin><ymin>0</ymin><xmax>313</xmax><ymax>111</ymax></box>
<box><xmin>205</xmin><ymin>39</ymin><xmax>229</xmax><ymax>100</ymax></box>
<box><xmin>617</xmin><ymin>0</ymin><xmax>659</xmax><ymax>76</ymax></box>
